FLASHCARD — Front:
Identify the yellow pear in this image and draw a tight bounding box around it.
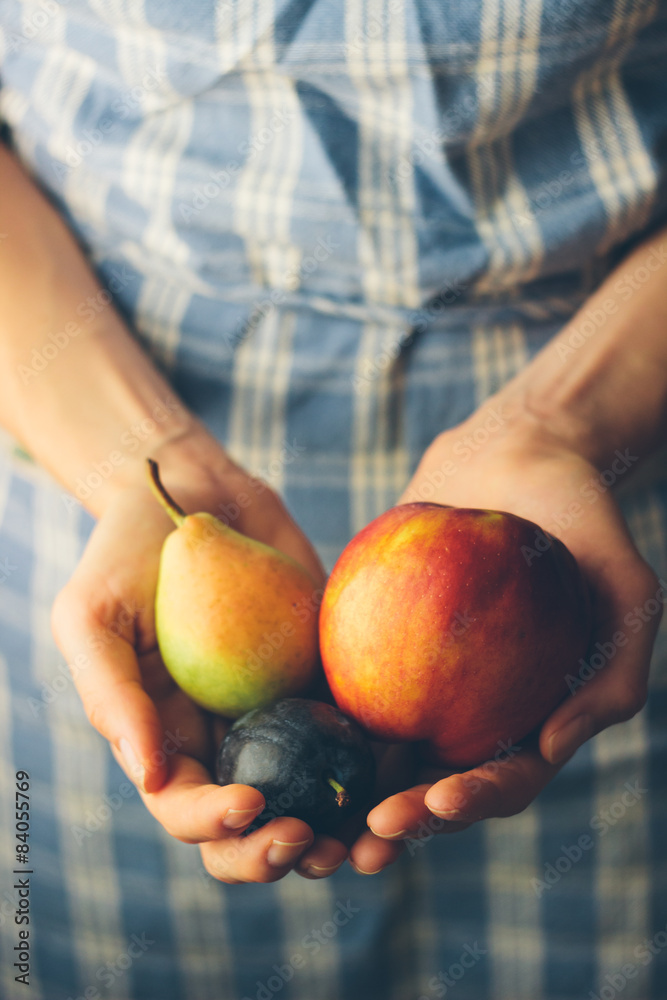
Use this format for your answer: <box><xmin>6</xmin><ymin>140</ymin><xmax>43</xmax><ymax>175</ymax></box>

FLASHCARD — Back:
<box><xmin>146</xmin><ymin>459</ymin><xmax>320</xmax><ymax>717</ymax></box>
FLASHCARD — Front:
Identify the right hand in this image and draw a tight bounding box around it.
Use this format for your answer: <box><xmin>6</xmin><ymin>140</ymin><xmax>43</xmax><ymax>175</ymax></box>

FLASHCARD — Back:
<box><xmin>51</xmin><ymin>433</ymin><xmax>351</xmax><ymax>883</ymax></box>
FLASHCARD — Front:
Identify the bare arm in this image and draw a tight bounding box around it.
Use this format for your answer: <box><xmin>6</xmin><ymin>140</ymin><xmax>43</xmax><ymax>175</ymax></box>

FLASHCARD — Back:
<box><xmin>355</xmin><ymin>223</ymin><xmax>667</xmax><ymax>870</ymax></box>
<box><xmin>0</xmin><ymin>143</ymin><xmax>217</xmax><ymax>514</ymax></box>
<box><xmin>509</xmin><ymin>223</ymin><xmax>667</xmax><ymax>469</ymax></box>
<box><xmin>0</xmin><ymin>144</ymin><xmax>336</xmax><ymax>884</ymax></box>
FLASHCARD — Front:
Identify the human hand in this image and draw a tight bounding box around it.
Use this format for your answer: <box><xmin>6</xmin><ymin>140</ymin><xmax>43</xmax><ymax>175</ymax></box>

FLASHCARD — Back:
<box><xmin>345</xmin><ymin>399</ymin><xmax>663</xmax><ymax>875</ymax></box>
<box><xmin>51</xmin><ymin>434</ymin><xmax>354</xmax><ymax>884</ymax></box>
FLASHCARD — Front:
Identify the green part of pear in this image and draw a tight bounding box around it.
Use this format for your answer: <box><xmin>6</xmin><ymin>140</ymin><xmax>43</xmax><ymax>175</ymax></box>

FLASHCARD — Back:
<box><xmin>147</xmin><ymin>460</ymin><xmax>320</xmax><ymax>717</ymax></box>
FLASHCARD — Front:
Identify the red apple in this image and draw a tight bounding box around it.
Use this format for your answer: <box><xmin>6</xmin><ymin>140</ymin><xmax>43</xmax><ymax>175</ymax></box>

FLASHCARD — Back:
<box><xmin>320</xmin><ymin>503</ymin><xmax>591</xmax><ymax>768</ymax></box>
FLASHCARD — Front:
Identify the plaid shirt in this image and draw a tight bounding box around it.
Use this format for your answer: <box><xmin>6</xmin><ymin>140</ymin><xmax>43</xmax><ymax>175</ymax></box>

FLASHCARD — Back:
<box><xmin>1</xmin><ymin>1</ymin><xmax>666</xmax><ymax>997</ymax></box>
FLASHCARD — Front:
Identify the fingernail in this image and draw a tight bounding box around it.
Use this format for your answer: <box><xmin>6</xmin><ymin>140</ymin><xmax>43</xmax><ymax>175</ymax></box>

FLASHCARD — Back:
<box><xmin>303</xmin><ymin>861</ymin><xmax>344</xmax><ymax>878</ymax></box>
<box><xmin>267</xmin><ymin>839</ymin><xmax>311</xmax><ymax>868</ymax></box>
<box><xmin>223</xmin><ymin>807</ymin><xmax>263</xmax><ymax>831</ymax></box>
<box><xmin>118</xmin><ymin>738</ymin><xmax>146</xmax><ymax>792</ymax></box>
<box><xmin>369</xmin><ymin>826</ymin><xmax>407</xmax><ymax>840</ymax></box>
<box><xmin>426</xmin><ymin>806</ymin><xmax>476</xmax><ymax>821</ymax></box>
<box><xmin>547</xmin><ymin>714</ymin><xmax>594</xmax><ymax>764</ymax></box>
<box><xmin>351</xmin><ymin>862</ymin><xmax>385</xmax><ymax>876</ymax></box>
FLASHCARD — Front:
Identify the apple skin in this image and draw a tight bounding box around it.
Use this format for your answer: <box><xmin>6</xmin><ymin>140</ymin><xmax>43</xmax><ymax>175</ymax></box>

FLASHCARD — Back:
<box><xmin>320</xmin><ymin>503</ymin><xmax>592</xmax><ymax>769</ymax></box>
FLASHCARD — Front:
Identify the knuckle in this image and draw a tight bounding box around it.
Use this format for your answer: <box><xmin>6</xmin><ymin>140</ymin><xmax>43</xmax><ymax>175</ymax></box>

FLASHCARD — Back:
<box><xmin>640</xmin><ymin>563</ymin><xmax>660</xmax><ymax>593</ymax></box>
<box><xmin>485</xmin><ymin>773</ymin><xmax>537</xmax><ymax>820</ymax></box>
<box><xmin>495</xmin><ymin>790</ymin><xmax>532</xmax><ymax>819</ymax></box>
<box><xmin>201</xmin><ymin>853</ymin><xmax>227</xmax><ymax>880</ymax></box>
<box><xmin>205</xmin><ymin>863</ymin><xmax>245</xmax><ymax>885</ymax></box>
<box><xmin>85</xmin><ymin>698</ymin><xmax>110</xmax><ymax>737</ymax></box>
<box><xmin>51</xmin><ymin>582</ymin><xmax>112</xmax><ymax>651</ymax></box>
<box><xmin>202</xmin><ymin>841</ymin><xmax>244</xmax><ymax>881</ymax></box>
<box><xmin>50</xmin><ymin>585</ymin><xmax>75</xmax><ymax>646</ymax></box>
<box><xmin>608</xmin><ymin>680</ymin><xmax>648</xmax><ymax>723</ymax></box>
<box><xmin>204</xmin><ymin>864</ymin><xmax>228</xmax><ymax>882</ymax></box>
<box><xmin>161</xmin><ymin>818</ymin><xmax>194</xmax><ymax>843</ymax></box>
<box><xmin>635</xmin><ymin>562</ymin><xmax>662</xmax><ymax>607</ymax></box>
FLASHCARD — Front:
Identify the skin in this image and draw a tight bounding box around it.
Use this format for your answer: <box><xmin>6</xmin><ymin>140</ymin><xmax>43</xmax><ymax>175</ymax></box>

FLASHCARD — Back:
<box><xmin>1</xmin><ymin>142</ymin><xmax>665</xmax><ymax>882</ymax></box>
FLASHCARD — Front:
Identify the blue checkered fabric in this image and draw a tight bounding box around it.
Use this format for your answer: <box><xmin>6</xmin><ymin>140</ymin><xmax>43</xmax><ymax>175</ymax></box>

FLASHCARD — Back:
<box><xmin>1</xmin><ymin>1</ymin><xmax>667</xmax><ymax>998</ymax></box>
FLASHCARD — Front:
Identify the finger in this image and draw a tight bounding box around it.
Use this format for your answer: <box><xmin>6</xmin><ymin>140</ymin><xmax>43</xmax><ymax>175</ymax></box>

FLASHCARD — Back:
<box><xmin>295</xmin><ymin>835</ymin><xmax>349</xmax><ymax>879</ymax></box>
<box><xmin>423</xmin><ymin>740</ymin><xmax>562</xmax><ymax>822</ymax></box>
<box><xmin>227</xmin><ymin>476</ymin><xmax>327</xmax><ymax>587</ymax></box>
<box><xmin>270</xmin><ymin>511</ymin><xmax>327</xmax><ymax>588</ymax></box>
<box><xmin>120</xmin><ymin>749</ymin><xmax>265</xmax><ymax>843</ymax></box>
<box><xmin>348</xmin><ymin>828</ymin><xmax>405</xmax><ymax>876</ymax></box>
<box><xmin>540</xmin><ymin>560</ymin><xmax>662</xmax><ymax>765</ymax></box>
<box><xmin>52</xmin><ymin>588</ymin><xmax>169</xmax><ymax>793</ymax></box>
<box><xmin>367</xmin><ymin>784</ymin><xmax>472</xmax><ymax>839</ymax></box>
<box><xmin>200</xmin><ymin>817</ymin><xmax>315</xmax><ymax>884</ymax></box>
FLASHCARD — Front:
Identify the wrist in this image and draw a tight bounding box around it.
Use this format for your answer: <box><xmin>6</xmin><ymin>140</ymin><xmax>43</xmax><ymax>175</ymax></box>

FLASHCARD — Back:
<box><xmin>459</xmin><ymin>388</ymin><xmax>586</xmax><ymax>468</ymax></box>
<box><xmin>84</xmin><ymin>416</ymin><xmax>236</xmax><ymax>520</ymax></box>
<box><xmin>491</xmin><ymin>228</ymin><xmax>667</xmax><ymax>472</ymax></box>
<box><xmin>488</xmin><ymin>381</ymin><xmax>602</xmax><ymax>467</ymax></box>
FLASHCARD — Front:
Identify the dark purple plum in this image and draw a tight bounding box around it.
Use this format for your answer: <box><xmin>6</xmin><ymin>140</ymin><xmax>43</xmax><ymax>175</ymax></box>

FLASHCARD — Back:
<box><xmin>215</xmin><ymin>698</ymin><xmax>376</xmax><ymax>835</ymax></box>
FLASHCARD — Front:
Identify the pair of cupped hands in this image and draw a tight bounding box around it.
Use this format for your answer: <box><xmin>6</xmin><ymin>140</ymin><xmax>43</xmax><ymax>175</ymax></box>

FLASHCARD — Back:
<box><xmin>51</xmin><ymin>399</ymin><xmax>661</xmax><ymax>884</ymax></box>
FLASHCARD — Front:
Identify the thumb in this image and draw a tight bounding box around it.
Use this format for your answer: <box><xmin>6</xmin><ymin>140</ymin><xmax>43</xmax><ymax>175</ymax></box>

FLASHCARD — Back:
<box><xmin>51</xmin><ymin>587</ymin><xmax>169</xmax><ymax>793</ymax></box>
<box><xmin>540</xmin><ymin>558</ymin><xmax>662</xmax><ymax>765</ymax></box>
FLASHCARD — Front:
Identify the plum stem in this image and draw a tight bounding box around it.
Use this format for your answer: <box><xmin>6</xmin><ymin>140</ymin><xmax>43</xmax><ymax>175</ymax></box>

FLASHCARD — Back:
<box><xmin>327</xmin><ymin>777</ymin><xmax>350</xmax><ymax>808</ymax></box>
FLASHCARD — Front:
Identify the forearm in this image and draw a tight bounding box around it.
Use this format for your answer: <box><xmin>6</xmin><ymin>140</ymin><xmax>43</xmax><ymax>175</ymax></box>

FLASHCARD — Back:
<box><xmin>498</xmin><ymin>224</ymin><xmax>667</xmax><ymax>469</ymax></box>
<box><xmin>0</xmin><ymin>144</ymin><xmax>213</xmax><ymax>517</ymax></box>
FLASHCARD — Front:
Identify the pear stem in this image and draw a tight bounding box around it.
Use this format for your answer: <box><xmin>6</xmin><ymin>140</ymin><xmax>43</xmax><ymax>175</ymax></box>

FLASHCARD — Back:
<box><xmin>146</xmin><ymin>458</ymin><xmax>186</xmax><ymax>526</ymax></box>
<box><xmin>327</xmin><ymin>777</ymin><xmax>350</xmax><ymax>809</ymax></box>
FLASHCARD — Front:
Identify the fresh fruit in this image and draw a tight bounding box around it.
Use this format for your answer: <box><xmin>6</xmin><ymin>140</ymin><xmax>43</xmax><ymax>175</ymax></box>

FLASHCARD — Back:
<box><xmin>147</xmin><ymin>459</ymin><xmax>320</xmax><ymax>718</ymax></box>
<box><xmin>320</xmin><ymin>503</ymin><xmax>591</xmax><ymax>768</ymax></box>
<box><xmin>216</xmin><ymin>698</ymin><xmax>376</xmax><ymax>834</ymax></box>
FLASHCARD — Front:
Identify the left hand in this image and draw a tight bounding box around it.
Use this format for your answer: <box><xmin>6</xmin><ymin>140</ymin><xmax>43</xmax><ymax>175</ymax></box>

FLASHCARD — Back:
<box><xmin>51</xmin><ymin>438</ymin><xmax>353</xmax><ymax>885</ymax></box>
<box><xmin>346</xmin><ymin>399</ymin><xmax>663</xmax><ymax>876</ymax></box>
